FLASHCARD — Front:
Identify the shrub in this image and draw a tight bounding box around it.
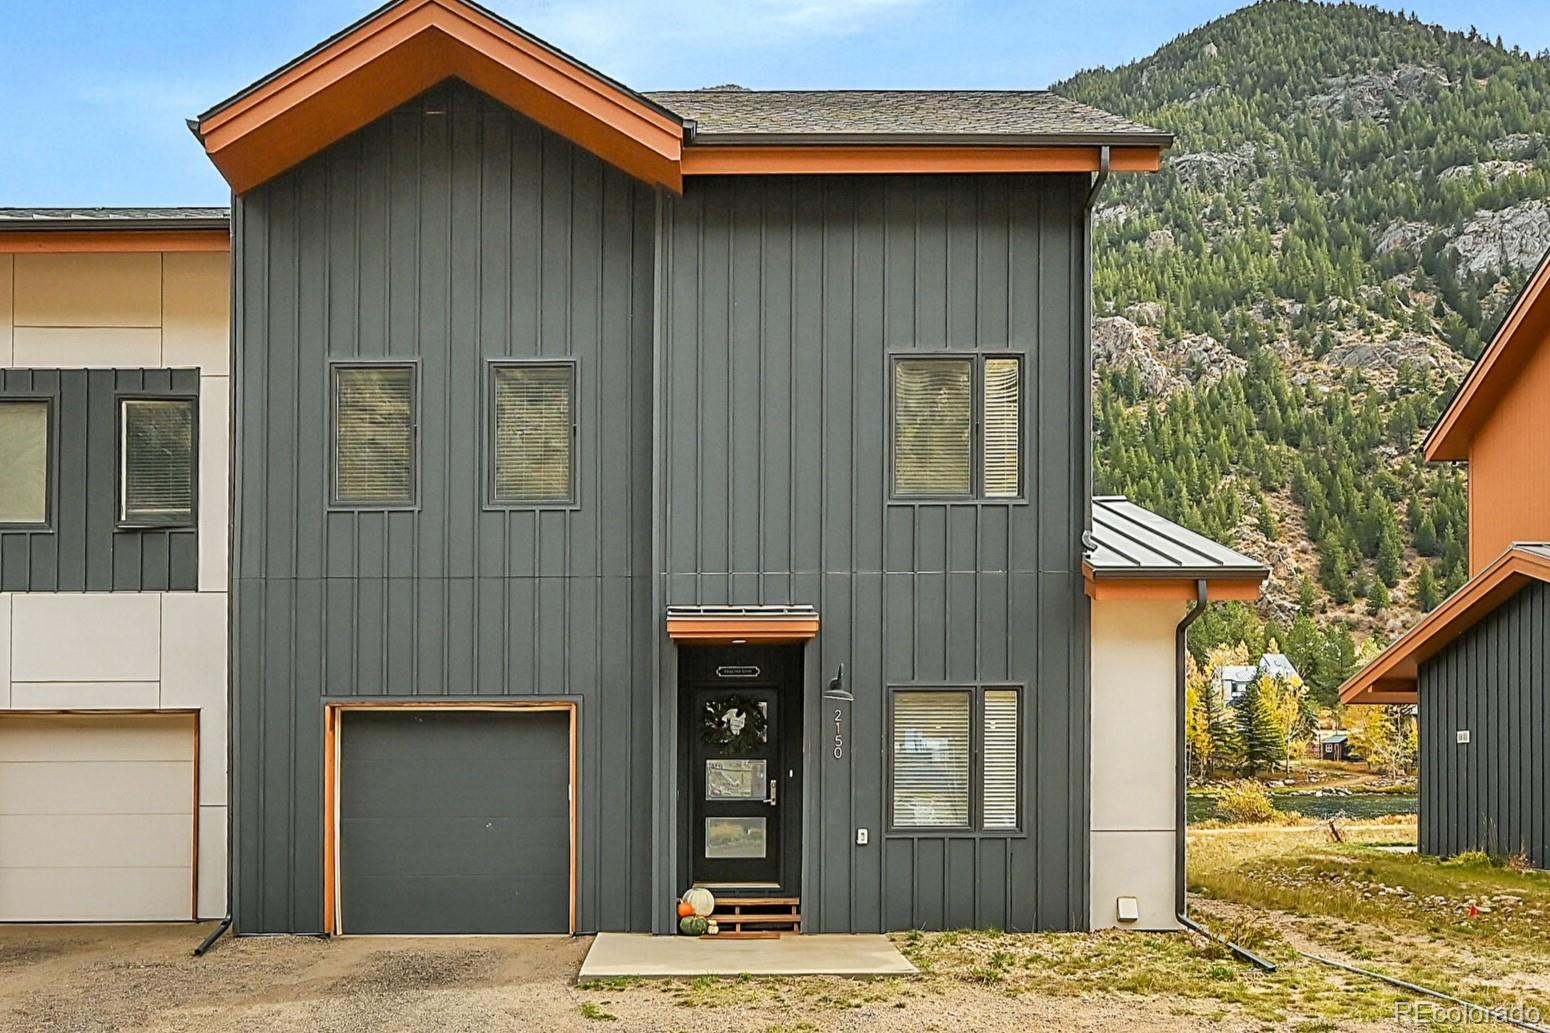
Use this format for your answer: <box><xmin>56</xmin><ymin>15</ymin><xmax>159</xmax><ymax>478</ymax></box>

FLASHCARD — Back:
<box><xmin>1217</xmin><ymin>780</ymin><xmax>1279</xmax><ymax>824</ymax></box>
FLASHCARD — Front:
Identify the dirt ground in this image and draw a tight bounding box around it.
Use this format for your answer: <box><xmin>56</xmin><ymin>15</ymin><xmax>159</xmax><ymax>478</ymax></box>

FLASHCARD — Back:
<box><xmin>0</xmin><ymin>922</ymin><xmax>1328</xmax><ymax>1033</ymax></box>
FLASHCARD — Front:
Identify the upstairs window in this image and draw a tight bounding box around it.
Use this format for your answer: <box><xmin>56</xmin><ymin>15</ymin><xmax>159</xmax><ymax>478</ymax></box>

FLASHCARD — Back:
<box><xmin>0</xmin><ymin>400</ymin><xmax>50</xmax><ymax>526</ymax></box>
<box><xmin>333</xmin><ymin>364</ymin><xmax>416</xmax><ymax>507</ymax></box>
<box><xmin>120</xmin><ymin>399</ymin><xmax>197</xmax><ymax>526</ymax></box>
<box><xmin>892</xmin><ymin>354</ymin><xmax>1022</xmax><ymax>500</ymax></box>
<box><xmin>490</xmin><ymin>362</ymin><xmax>575</xmax><ymax>505</ymax></box>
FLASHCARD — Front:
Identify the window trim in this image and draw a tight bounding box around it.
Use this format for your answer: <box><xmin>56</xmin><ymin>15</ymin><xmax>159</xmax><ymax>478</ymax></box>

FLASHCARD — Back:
<box><xmin>0</xmin><ymin>395</ymin><xmax>56</xmax><ymax>532</ymax></box>
<box><xmin>482</xmin><ymin>358</ymin><xmax>581</xmax><ymax>511</ymax></box>
<box><xmin>887</xmin><ymin>350</ymin><xmax>1026</xmax><ymax>505</ymax></box>
<box><xmin>115</xmin><ymin>395</ymin><xmax>200</xmax><ymax>530</ymax></box>
<box><xmin>328</xmin><ymin>360</ymin><xmax>421</xmax><ymax>512</ymax></box>
<box><xmin>886</xmin><ymin>683</ymin><xmax>1025</xmax><ymax>837</ymax></box>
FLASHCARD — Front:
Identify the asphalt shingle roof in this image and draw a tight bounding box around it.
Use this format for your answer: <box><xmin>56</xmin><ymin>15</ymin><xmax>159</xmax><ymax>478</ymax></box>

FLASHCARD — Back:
<box><xmin>646</xmin><ymin>89</ymin><xmax>1170</xmax><ymax>145</ymax></box>
<box><xmin>1087</xmin><ymin>496</ymin><xmax>1268</xmax><ymax>579</ymax></box>
<box><xmin>0</xmin><ymin>208</ymin><xmax>229</xmax><ymax>230</ymax></box>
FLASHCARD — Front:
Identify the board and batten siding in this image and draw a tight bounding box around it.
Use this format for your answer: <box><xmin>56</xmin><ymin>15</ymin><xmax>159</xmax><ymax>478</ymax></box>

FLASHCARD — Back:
<box><xmin>231</xmin><ymin>82</ymin><xmax>656</xmax><ymax>933</ymax></box>
<box><xmin>1418</xmin><ymin>579</ymin><xmax>1549</xmax><ymax>868</ymax></box>
<box><xmin>654</xmin><ymin>173</ymin><xmax>1092</xmax><ymax>932</ymax></box>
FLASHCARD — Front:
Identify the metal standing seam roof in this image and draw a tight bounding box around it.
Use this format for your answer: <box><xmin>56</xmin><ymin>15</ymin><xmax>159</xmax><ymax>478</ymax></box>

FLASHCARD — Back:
<box><xmin>1086</xmin><ymin>496</ymin><xmax>1269</xmax><ymax>580</ymax></box>
<box><xmin>0</xmin><ymin>208</ymin><xmax>230</xmax><ymax>231</ymax></box>
<box><xmin>645</xmin><ymin>90</ymin><xmax>1172</xmax><ymax>146</ymax></box>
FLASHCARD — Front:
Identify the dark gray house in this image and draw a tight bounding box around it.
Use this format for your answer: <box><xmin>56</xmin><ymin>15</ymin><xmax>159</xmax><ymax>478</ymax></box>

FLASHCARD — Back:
<box><xmin>180</xmin><ymin>0</ymin><xmax>1212</xmax><ymax>936</ymax></box>
<box><xmin>1343</xmin><ymin>248</ymin><xmax>1550</xmax><ymax>871</ymax></box>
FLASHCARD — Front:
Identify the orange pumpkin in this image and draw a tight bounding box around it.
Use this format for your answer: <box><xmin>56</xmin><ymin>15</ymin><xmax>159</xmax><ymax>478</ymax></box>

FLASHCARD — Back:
<box><xmin>677</xmin><ymin>900</ymin><xmax>696</xmax><ymax>918</ymax></box>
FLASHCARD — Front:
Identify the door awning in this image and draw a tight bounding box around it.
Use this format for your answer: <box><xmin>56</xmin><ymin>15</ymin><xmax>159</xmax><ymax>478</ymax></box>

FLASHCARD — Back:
<box><xmin>666</xmin><ymin>605</ymin><xmax>819</xmax><ymax>645</ymax></box>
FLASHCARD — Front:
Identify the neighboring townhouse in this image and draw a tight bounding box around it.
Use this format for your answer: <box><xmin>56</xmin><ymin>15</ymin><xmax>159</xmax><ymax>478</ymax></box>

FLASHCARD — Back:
<box><xmin>1343</xmin><ymin>247</ymin><xmax>1550</xmax><ymax>869</ymax></box>
<box><xmin>0</xmin><ymin>210</ymin><xmax>231</xmax><ymax>920</ymax></box>
<box><xmin>0</xmin><ymin>0</ymin><xmax>1270</xmax><ymax>935</ymax></box>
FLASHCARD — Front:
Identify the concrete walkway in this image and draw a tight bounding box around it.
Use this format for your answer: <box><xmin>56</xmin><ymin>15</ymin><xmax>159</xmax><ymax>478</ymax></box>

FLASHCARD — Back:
<box><xmin>578</xmin><ymin>933</ymin><xmax>918</xmax><ymax>979</ymax></box>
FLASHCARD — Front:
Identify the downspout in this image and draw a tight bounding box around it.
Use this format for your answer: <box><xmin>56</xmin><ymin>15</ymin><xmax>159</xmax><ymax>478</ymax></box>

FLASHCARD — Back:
<box><xmin>1084</xmin><ymin>144</ymin><xmax>1111</xmax><ymax>212</ymax></box>
<box><xmin>1174</xmin><ymin>578</ymin><xmax>1208</xmax><ymax>920</ymax></box>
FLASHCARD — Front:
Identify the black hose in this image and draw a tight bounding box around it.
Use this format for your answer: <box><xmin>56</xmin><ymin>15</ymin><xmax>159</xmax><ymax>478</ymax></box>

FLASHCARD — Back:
<box><xmin>192</xmin><ymin>916</ymin><xmax>233</xmax><ymax>957</ymax></box>
<box><xmin>1177</xmin><ymin>912</ymin><xmax>1277</xmax><ymax>972</ymax></box>
<box><xmin>1298</xmin><ymin>950</ymin><xmax>1550</xmax><ymax>1033</ymax></box>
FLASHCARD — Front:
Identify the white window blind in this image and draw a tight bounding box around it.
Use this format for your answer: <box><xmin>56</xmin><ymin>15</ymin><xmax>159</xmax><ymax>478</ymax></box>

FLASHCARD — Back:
<box><xmin>121</xmin><ymin>399</ymin><xmax>195</xmax><ymax>525</ymax></box>
<box><xmin>334</xmin><ymin>366</ymin><xmax>415</xmax><ymax>505</ymax></box>
<box><xmin>0</xmin><ymin>401</ymin><xmax>49</xmax><ymax>525</ymax></box>
<box><xmin>893</xmin><ymin>358</ymin><xmax>972</xmax><ymax>497</ymax></box>
<box><xmin>891</xmin><ymin>691</ymin><xmax>971</xmax><ymax>828</ymax></box>
<box><xmin>982</xmin><ymin>357</ymin><xmax>1020</xmax><ymax>498</ymax></box>
<box><xmin>492</xmin><ymin>364</ymin><xmax>573</xmax><ymax>503</ymax></box>
<box><xmin>982</xmin><ymin>689</ymin><xmax>1019</xmax><ymax>829</ymax></box>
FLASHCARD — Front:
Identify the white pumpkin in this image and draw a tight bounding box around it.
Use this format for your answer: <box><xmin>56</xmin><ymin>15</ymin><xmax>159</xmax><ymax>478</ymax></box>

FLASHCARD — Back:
<box><xmin>682</xmin><ymin>887</ymin><xmax>715</xmax><ymax>917</ymax></box>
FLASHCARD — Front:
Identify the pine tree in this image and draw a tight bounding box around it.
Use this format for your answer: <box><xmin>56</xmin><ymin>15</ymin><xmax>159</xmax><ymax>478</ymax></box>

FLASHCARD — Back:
<box><xmin>1236</xmin><ymin>676</ymin><xmax>1286</xmax><ymax>776</ymax></box>
<box><xmin>1416</xmin><ymin>561</ymin><xmax>1443</xmax><ymax>610</ymax></box>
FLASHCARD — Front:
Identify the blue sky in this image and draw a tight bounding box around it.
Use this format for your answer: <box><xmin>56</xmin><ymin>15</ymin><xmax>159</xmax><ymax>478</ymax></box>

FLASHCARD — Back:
<box><xmin>2</xmin><ymin>0</ymin><xmax>1545</xmax><ymax>206</ymax></box>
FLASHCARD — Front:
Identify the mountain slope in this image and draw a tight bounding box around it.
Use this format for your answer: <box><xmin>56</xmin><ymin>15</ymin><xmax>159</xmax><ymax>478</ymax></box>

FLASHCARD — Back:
<box><xmin>1054</xmin><ymin>0</ymin><xmax>1550</xmax><ymax>701</ymax></box>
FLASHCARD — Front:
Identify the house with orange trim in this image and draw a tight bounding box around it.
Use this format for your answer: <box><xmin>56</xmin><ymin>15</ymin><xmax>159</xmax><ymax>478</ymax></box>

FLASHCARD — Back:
<box><xmin>0</xmin><ymin>0</ymin><xmax>1268</xmax><ymax>935</ymax></box>
<box><xmin>1342</xmin><ymin>248</ymin><xmax>1550</xmax><ymax>869</ymax></box>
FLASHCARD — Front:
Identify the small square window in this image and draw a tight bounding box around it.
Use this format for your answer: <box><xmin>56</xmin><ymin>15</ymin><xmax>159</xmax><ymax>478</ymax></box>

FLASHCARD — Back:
<box><xmin>490</xmin><ymin>363</ymin><xmax>575</xmax><ymax>504</ymax></box>
<box><xmin>0</xmin><ymin>400</ymin><xmax>50</xmax><ymax>526</ymax></box>
<box><xmin>333</xmin><ymin>365</ymin><xmax>416</xmax><ymax>506</ymax></box>
<box><xmin>120</xmin><ymin>399</ymin><xmax>196</xmax><ymax>526</ymax></box>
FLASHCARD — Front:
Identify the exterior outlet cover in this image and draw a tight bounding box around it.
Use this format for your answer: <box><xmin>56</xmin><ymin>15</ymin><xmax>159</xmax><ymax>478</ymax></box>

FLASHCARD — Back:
<box><xmin>1457</xmin><ymin>730</ymin><xmax>1471</xmax><ymax>744</ymax></box>
<box><xmin>1116</xmin><ymin>896</ymin><xmax>1140</xmax><ymax>923</ymax></box>
<box><xmin>856</xmin><ymin>828</ymin><xmax>869</xmax><ymax>846</ymax></box>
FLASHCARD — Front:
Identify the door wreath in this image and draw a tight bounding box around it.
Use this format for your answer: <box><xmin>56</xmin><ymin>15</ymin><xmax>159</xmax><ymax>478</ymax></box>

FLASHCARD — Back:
<box><xmin>700</xmin><ymin>696</ymin><xmax>768</xmax><ymax>754</ymax></box>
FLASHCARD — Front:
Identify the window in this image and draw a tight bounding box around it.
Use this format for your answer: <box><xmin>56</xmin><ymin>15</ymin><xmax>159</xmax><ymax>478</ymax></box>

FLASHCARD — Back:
<box><xmin>891</xmin><ymin>354</ymin><xmax>1022</xmax><ymax>500</ymax></box>
<box><xmin>490</xmin><ymin>363</ymin><xmax>575</xmax><ymax>504</ymax></box>
<box><xmin>890</xmin><ymin>686</ymin><xmax>1021</xmax><ymax>832</ymax></box>
<box><xmin>333</xmin><ymin>365</ymin><xmax>416</xmax><ymax>506</ymax></box>
<box><xmin>120</xmin><ymin>399</ymin><xmax>196</xmax><ymax>526</ymax></box>
<box><xmin>0</xmin><ymin>400</ymin><xmax>50</xmax><ymax>526</ymax></box>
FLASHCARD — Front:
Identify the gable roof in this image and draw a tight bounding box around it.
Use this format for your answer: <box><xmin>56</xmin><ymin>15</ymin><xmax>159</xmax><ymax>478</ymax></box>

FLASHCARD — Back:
<box><xmin>1084</xmin><ymin>496</ymin><xmax>1267</xmax><ymax>601</ymax></box>
<box><xmin>194</xmin><ymin>0</ymin><xmax>1171</xmax><ymax>195</ymax></box>
<box><xmin>647</xmin><ymin>90</ymin><xmax>1170</xmax><ymax>147</ymax></box>
<box><xmin>1425</xmin><ymin>245</ymin><xmax>1550</xmax><ymax>461</ymax></box>
<box><xmin>1340</xmin><ymin>544</ymin><xmax>1550</xmax><ymax>704</ymax></box>
<box><xmin>194</xmin><ymin>0</ymin><xmax>687</xmax><ymax>194</ymax></box>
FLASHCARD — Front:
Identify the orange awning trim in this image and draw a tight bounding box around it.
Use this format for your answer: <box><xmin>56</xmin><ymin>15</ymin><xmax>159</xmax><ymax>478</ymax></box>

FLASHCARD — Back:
<box><xmin>0</xmin><ymin>229</ymin><xmax>229</xmax><ymax>253</ymax></box>
<box><xmin>1339</xmin><ymin>545</ymin><xmax>1550</xmax><ymax>704</ymax></box>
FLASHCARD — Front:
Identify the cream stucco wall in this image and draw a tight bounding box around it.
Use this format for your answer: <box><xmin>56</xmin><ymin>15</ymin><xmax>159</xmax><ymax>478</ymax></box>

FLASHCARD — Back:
<box><xmin>1090</xmin><ymin>596</ymin><xmax>1184</xmax><ymax>930</ymax></box>
<box><xmin>0</xmin><ymin>250</ymin><xmax>230</xmax><ymax>919</ymax></box>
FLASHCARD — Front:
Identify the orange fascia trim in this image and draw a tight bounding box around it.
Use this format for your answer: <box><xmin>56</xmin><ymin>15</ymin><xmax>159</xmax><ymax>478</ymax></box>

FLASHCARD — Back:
<box><xmin>681</xmin><ymin>144</ymin><xmax>1163</xmax><ymax>177</ymax></box>
<box><xmin>1426</xmin><ymin>253</ymin><xmax>1550</xmax><ymax>461</ymax></box>
<box><xmin>666</xmin><ymin>616</ymin><xmax>821</xmax><ymax>645</ymax></box>
<box><xmin>1339</xmin><ymin>546</ymin><xmax>1550</xmax><ymax>704</ymax></box>
<box><xmin>1083</xmin><ymin>574</ymin><xmax>1263</xmax><ymax>602</ymax></box>
<box><xmin>198</xmin><ymin>0</ymin><xmax>683</xmax><ymax>194</ymax></box>
<box><xmin>322</xmin><ymin>699</ymin><xmax>579</xmax><ymax>936</ymax></box>
<box><xmin>0</xmin><ymin>230</ymin><xmax>229</xmax><ymax>253</ymax></box>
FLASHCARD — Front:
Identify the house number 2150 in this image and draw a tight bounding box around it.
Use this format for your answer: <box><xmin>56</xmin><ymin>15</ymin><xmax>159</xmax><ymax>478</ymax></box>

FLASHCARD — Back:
<box><xmin>832</xmin><ymin>708</ymin><xmax>845</xmax><ymax>759</ymax></box>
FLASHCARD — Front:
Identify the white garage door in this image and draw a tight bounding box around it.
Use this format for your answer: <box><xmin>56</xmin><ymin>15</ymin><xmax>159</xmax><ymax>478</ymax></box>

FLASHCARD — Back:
<box><xmin>0</xmin><ymin>713</ymin><xmax>195</xmax><ymax>922</ymax></box>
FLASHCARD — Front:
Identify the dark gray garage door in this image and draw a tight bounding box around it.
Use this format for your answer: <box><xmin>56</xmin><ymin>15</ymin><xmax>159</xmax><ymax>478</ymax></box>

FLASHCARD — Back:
<box><xmin>339</xmin><ymin>709</ymin><xmax>571</xmax><ymax>934</ymax></box>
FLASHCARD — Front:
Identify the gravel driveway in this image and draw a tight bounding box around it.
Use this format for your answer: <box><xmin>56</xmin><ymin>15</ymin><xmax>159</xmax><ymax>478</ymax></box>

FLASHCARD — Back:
<box><xmin>0</xmin><ymin>922</ymin><xmax>1351</xmax><ymax>1032</ymax></box>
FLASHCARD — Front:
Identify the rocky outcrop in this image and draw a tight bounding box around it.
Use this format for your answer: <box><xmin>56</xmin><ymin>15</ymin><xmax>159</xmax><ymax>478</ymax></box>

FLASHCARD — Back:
<box><xmin>1438</xmin><ymin>159</ymin><xmax>1533</xmax><ymax>183</ymax></box>
<box><xmin>1169</xmin><ymin>149</ymin><xmax>1253</xmax><ymax>187</ymax></box>
<box><xmin>1447</xmin><ymin>200</ymin><xmax>1550</xmax><ymax>281</ymax></box>
<box><xmin>1306</xmin><ymin>64</ymin><xmax>1451</xmax><ymax>122</ymax></box>
<box><xmin>1322</xmin><ymin>336</ymin><xmax>1469</xmax><ymax>377</ymax></box>
<box><xmin>1490</xmin><ymin>133</ymin><xmax>1545</xmax><ymax>160</ymax></box>
<box><xmin>1092</xmin><ymin>316</ymin><xmax>1246</xmax><ymax>397</ymax></box>
<box><xmin>1375</xmin><ymin>220</ymin><xmax>1434</xmax><ymax>256</ymax></box>
<box><xmin>1094</xmin><ymin>203</ymin><xmax>1132</xmax><ymax>226</ymax></box>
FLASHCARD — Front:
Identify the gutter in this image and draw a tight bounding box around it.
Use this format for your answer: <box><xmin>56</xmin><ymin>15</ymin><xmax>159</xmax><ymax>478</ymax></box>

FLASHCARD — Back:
<box><xmin>1174</xmin><ymin>578</ymin><xmax>1207</xmax><ymax>919</ymax></box>
<box><xmin>0</xmin><ymin>217</ymin><xmax>230</xmax><ymax>234</ymax></box>
<box><xmin>684</xmin><ymin>132</ymin><xmax>1175</xmax><ymax>149</ymax></box>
